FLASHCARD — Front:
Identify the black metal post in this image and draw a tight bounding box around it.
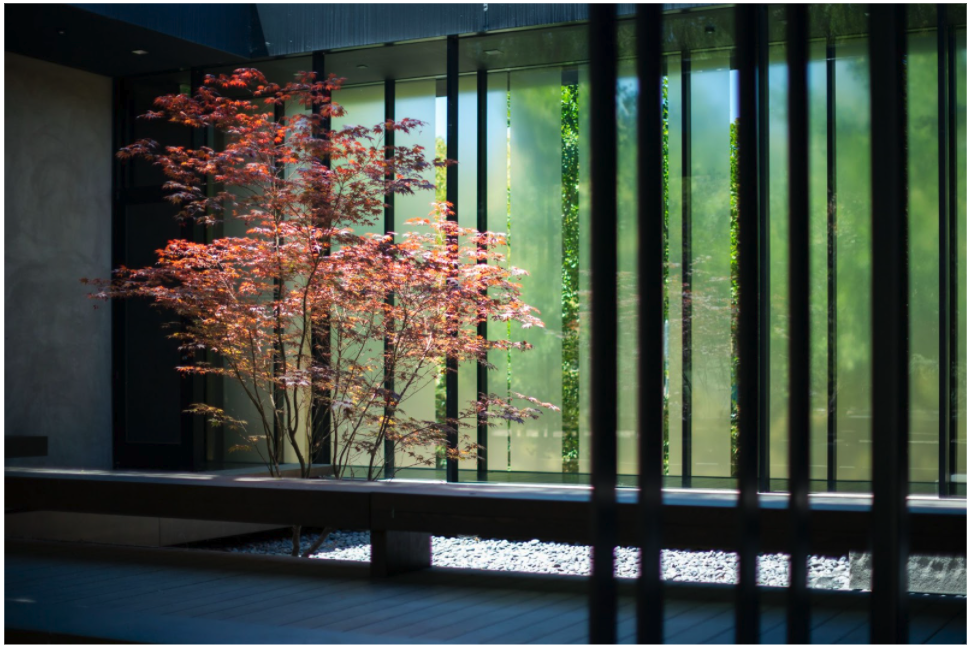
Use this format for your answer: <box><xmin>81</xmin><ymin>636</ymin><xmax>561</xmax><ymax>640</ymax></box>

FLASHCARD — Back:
<box><xmin>937</xmin><ymin>5</ymin><xmax>951</xmax><ymax>499</ymax></box>
<box><xmin>681</xmin><ymin>52</ymin><xmax>693</xmax><ymax>490</ymax></box>
<box><xmin>826</xmin><ymin>40</ymin><xmax>839</xmax><ymax>492</ymax></box>
<box><xmin>757</xmin><ymin>4</ymin><xmax>772</xmax><ymax>495</ymax></box>
<box><xmin>735</xmin><ymin>4</ymin><xmax>762</xmax><ymax>643</ymax></box>
<box><xmin>636</xmin><ymin>4</ymin><xmax>664</xmax><ymax>644</ymax></box>
<box><xmin>786</xmin><ymin>5</ymin><xmax>811</xmax><ymax>643</ymax></box>
<box><xmin>384</xmin><ymin>78</ymin><xmax>396</xmax><ymax>478</ymax></box>
<box><xmin>445</xmin><ymin>34</ymin><xmax>460</xmax><ymax>484</ymax></box>
<box><xmin>588</xmin><ymin>4</ymin><xmax>618</xmax><ymax>644</ymax></box>
<box><xmin>869</xmin><ymin>5</ymin><xmax>910</xmax><ymax>643</ymax></box>
<box><xmin>311</xmin><ymin>50</ymin><xmax>332</xmax><ymax>466</ymax></box>
<box><xmin>476</xmin><ymin>68</ymin><xmax>489</xmax><ymax>482</ymax></box>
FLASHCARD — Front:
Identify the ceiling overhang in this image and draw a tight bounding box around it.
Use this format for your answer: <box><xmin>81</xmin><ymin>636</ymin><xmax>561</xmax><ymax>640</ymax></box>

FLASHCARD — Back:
<box><xmin>5</xmin><ymin>4</ymin><xmax>250</xmax><ymax>77</ymax></box>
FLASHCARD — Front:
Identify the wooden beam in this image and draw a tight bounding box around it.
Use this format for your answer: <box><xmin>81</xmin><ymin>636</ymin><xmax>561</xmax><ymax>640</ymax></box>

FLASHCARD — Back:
<box><xmin>6</xmin><ymin>470</ymin><xmax>964</xmax><ymax>558</ymax></box>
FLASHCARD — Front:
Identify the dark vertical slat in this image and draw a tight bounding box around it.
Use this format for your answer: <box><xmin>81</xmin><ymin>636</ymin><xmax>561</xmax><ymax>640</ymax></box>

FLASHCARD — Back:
<box><xmin>111</xmin><ymin>77</ymin><xmax>128</xmax><ymax>469</ymax></box>
<box><xmin>476</xmin><ymin>68</ymin><xmax>489</xmax><ymax>482</ymax></box>
<box><xmin>311</xmin><ymin>50</ymin><xmax>332</xmax><ymax>466</ymax></box>
<box><xmin>735</xmin><ymin>4</ymin><xmax>762</xmax><ymax>643</ymax></box>
<box><xmin>786</xmin><ymin>4</ymin><xmax>811</xmax><ymax>643</ymax></box>
<box><xmin>445</xmin><ymin>34</ymin><xmax>459</xmax><ymax>484</ymax></box>
<box><xmin>946</xmin><ymin>12</ymin><xmax>959</xmax><ymax>497</ymax></box>
<box><xmin>869</xmin><ymin>5</ymin><xmax>910</xmax><ymax>644</ymax></box>
<box><xmin>937</xmin><ymin>5</ymin><xmax>951</xmax><ymax>498</ymax></box>
<box><xmin>756</xmin><ymin>4</ymin><xmax>772</xmax><ymax>495</ymax></box>
<box><xmin>384</xmin><ymin>78</ymin><xmax>396</xmax><ymax>478</ymax></box>
<box><xmin>681</xmin><ymin>52</ymin><xmax>693</xmax><ymax>490</ymax></box>
<box><xmin>636</xmin><ymin>3</ymin><xmax>663</xmax><ymax>645</ymax></box>
<box><xmin>588</xmin><ymin>4</ymin><xmax>618</xmax><ymax>644</ymax></box>
<box><xmin>825</xmin><ymin>40</ymin><xmax>839</xmax><ymax>492</ymax></box>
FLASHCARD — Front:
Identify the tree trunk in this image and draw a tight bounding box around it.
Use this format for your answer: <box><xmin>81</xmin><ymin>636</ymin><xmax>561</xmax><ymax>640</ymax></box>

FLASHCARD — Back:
<box><xmin>301</xmin><ymin>527</ymin><xmax>334</xmax><ymax>558</ymax></box>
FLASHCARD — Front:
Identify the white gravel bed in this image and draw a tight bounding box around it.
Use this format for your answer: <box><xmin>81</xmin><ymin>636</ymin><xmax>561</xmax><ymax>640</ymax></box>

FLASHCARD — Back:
<box><xmin>212</xmin><ymin>529</ymin><xmax>850</xmax><ymax>589</ymax></box>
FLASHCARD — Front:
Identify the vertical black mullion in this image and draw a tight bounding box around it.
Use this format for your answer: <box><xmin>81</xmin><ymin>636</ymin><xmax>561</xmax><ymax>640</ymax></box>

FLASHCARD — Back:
<box><xmin>476</xmin><ymin>68</ymin><xmax>489</xmax><ymax>482</ymax></box>
<box><xmin>311</xmin><ymin>51</ymin><xmax>332</xmax><ymax>467</ymax></box>
<box><xmin>826</xmin><ymin>40</ymin><xmax>839</xmax><ymax>492</ymax></box>
<box><xmin>206</xmin><ymin>72</ymin><xmax>226</xmax><ymax>469</ymax></box>
<box><xmin>786</xmin><ymin>4</ymin><xmax>811</xmax><ymax>643</ymax></box>
<box><xmin>946</xmin><ymin>13</ymin><xmax>958</xmax><ymax>497</ymax></box>
<box><xmin>681</xmin><ymin>53</ymin><xmax>693</xmax><ymax>489</ymax></box>
<box><xmin>735</xmin><ymin>4</ymin><xmax>762</xmax><ymax>643</ymax></box>
<box><xmin>636</xmin><ymin>4</ymin><xmax>664</xmax><ymax>645</ymax></box>
<box><xmin>271</xmin><ymin>98</ymin><xmax>287</xmax><ymax>465</ymax></box>
<box><xmin>757</xmin><ymin>5</ymin><xmax>772</xmax><ymax>495</ymax></box>
<box><xmin>384</xmin><ymin>79</ymin><xmax>396</xmax><ymax>478</ymax></box>
<box><xmin>185</xmin><ymin>67</ymin><xmax>207</xmax><ymax>470</ymax></box>
<box><xmin>111</xmin><ymin>76</ymin><xmax>128</xmax><ymax>469</ymax></box>
<box><xmin>937</xmin><ymin>5</ymin><xmax>951</xmax><ymax>498</ymax></box>
<box><xmin>445</xmin><ymin>34</ymin><xmax>459</xmax><ymax>484</ymax></box>
<box><xmin>588</xmin><ymin>4</ymin><xmax>618</xmax><ymax>644</ymax></box>
<box><xmin>869</xmin><ymin>5</ymin><xmax>910</xmax><ymax>644</ymax></box>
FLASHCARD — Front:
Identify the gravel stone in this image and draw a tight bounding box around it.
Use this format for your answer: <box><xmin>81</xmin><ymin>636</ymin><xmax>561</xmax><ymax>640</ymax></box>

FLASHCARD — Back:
<box><xmin>197</xmin><ymin>528</ymin><xmax>851</xmax><ymax>589</ymax></box>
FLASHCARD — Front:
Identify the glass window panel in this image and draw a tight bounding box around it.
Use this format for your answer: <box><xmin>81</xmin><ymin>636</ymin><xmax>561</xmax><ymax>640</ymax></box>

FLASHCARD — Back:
<box><xmin>768</xmin><ymin>44</ymin><xmax>790</xmax><ymax>482</ymax></box>
<box><xmin>808</xmin><ymin>41</ymin><xmax>831</xmax><ymax>484</ymax></box>
<box><xmin>393</xmin><ymin>79</ymin><xmax>440</xmax><ymax>469</ymax></box>
<box><xmin>616</xmin><ymin>60</ymin><xmax>639</xmax><ymax>476</ymax></box>
<box><xmin>458</xmin><ymin>73</ymin><xmax>479</xmax><ymax>472</ymax></box>
<box><xmin>124</xmin><ymin>203</ymin><xmax>183</xmax><ymax>445</ymax></box>
<box><xmin>507</xmin><ymin>67</ymin><xmax>564</xmax><ymax>473</ymax></box>
<box><xmin>833</xmin><ymin>39</ymin><xmax>872</xmax><ymax>484</ymax></box>
<box><xmin>219</xmin><ymin>183</ymin><xmax>270</xmax><ymax>465</ymax></box>
<box><xmin>209</xmin><ymin>109</ymin><xmax>277</xmax><ymax>465</ymax></box>
<box><xmin>666</xmin><ymin>55</ymin><xmax>684</xmax><ymax>478</ymax></box>
<box><xmin>955</xmin><ymin>27</ymin><xmax>967</xmax><ymax>486</ymax></box>
<box><xmin>577</xmin><ymin>64</ymin><xmax>592</xmax><ymax>475</ymax></box>
<box><xmin>907</xmin><ymin>33</ymin><xmax>941</xmax><ymax>486</ymax></box>
<box><xmin>282</xmin><ymin>96</ymin><xmax>313</xmax><ymax>467</ymax></box>
<box><xmin>330</xmin><ymin>84</ymin><xmax>390</xmax><ymax>473</ymax></box>
<box><xmin>128</xmin><ymin>72</ymin><xmax>190</xmax><ymax>188</ymax></box>
<box><xmin>688</xmin><ymin>51</ymin><xmax>733</xmax><ymax>478</ymax></box>
<box><xmin>486</xmin><ymin>71</ymin><xmax>511</xmax><ymax>471</ymax></box>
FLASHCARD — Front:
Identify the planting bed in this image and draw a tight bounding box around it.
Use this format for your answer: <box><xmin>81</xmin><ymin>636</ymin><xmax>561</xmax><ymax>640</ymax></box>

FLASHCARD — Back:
<box><xmin>183</xmin><ymin>528</ymin><xmax>852</xmax><ymax>589</ymax></box>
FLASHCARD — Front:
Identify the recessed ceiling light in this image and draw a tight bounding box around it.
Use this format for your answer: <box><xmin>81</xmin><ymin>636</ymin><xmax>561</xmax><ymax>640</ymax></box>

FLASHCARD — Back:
<box><xmin>484</xmin><ymin>49</ymin><xmax>502</xmax><ymax>55</ymax></box>
<box><xmin>132</xmin><ymin>49</ymin><xmax>149</xmax><ymax>55</ymax></box>
<box><xmin>57</xmin><ymin>30</ymin><xmax>66</xmax><ymax>35</ymax></box>
<box><xmin>356</xmin><ymin>64</ymin><xmax>369</xmax><ymax>69</ymax></box>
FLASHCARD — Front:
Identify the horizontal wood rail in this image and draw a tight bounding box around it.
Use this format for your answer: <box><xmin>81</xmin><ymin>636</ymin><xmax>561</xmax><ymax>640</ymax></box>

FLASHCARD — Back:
<box><xmin>6</xmin><ymin>469</ymin><xmax>966</xmax><ymax>577</ymax></box>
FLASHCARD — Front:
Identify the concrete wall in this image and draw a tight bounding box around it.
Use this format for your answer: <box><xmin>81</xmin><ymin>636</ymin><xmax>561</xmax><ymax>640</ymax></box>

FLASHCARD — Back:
<box><xmin>5</xmin><ymin>53</ymin><xmax>113</xmax><ymax>470</ymax></box>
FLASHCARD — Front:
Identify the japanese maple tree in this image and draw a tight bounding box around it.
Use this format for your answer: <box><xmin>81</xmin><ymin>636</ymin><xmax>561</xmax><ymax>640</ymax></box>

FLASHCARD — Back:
<box><xmin>85</xmin><ymin>69</ymin><xmax>556</xmax><ymax>496</ymax></box>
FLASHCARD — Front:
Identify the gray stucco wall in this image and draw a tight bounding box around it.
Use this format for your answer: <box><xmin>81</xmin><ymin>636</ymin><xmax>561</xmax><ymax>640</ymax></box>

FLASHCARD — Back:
<box><xmin>5</xmin><ymin>53</ymin><xmax>112</xmax><ymax>469</ymax></box>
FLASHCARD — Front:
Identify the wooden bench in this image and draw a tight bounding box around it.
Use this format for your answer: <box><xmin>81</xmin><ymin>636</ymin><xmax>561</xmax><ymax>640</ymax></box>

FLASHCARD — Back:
<box><xmin>5</xmin><ymin>468</ymin><xmax>965</xmax><ymax>578</ymax></box>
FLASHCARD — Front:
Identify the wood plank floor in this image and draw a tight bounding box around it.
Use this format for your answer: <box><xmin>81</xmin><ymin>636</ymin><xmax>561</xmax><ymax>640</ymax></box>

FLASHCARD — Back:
<box><xmin>5</xmin><ymin>540</ymin><xmax>965</xmax><ymax>644</ymax></box>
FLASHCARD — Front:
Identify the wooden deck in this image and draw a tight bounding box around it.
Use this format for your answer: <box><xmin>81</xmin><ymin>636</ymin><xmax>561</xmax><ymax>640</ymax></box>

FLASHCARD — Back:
<box><xmin>5</xmin><ymin>540</ymin><xmax>966</xmax><ymax>644</ymax></box>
